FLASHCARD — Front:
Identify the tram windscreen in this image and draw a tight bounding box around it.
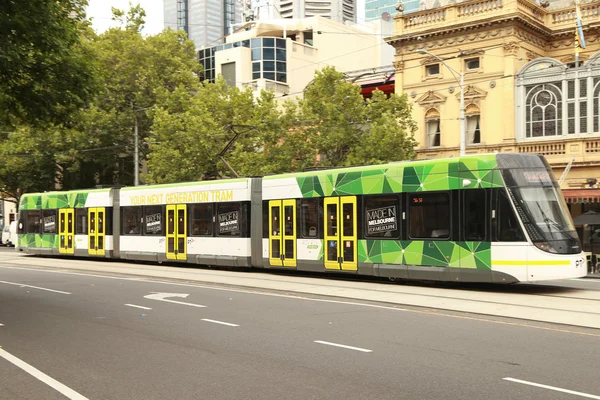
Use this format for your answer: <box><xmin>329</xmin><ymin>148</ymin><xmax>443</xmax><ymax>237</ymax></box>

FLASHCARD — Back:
<box><xmin>497</xmin><ymin>154</ymin><xmax>581</xmax><ymax>254</ymax></box>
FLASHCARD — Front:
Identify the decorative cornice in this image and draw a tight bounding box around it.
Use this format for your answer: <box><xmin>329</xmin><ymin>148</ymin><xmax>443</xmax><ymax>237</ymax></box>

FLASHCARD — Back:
<box><xmin>455</xmin><ymin>85</ymin><xmax>488</xmax><ymax>101</ymax></box>
<box><xmin>392</xmin><ymin>60</ymin><xmax>404</xmax><ymax>72</ymax></box>
<box><xmin>420</xmin><ymin>56</ymin><xmax>442</xmax><ymax>65</ymax></box>
<box><xmin>504</xmin><ymin>41</ymin><xmax>520</xmax><ymax>56</ymax></box>
<box><xmin>416</xmin><ymin>90</ymin><xmax>447</xmax><ymax>106</ymax></box>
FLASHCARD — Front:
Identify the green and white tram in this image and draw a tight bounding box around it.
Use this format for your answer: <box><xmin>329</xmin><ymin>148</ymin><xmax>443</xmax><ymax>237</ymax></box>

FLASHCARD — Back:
<box><xmin>17</xmin><ymin>153</ymin><xmax>587</xmax><ymax>283</ymax></box>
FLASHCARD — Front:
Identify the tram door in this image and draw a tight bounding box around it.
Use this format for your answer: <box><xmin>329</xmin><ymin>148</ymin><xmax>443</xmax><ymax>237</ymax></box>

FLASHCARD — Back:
<box><xmin>166</xmin><ymin>204</ymin><xmax>187</xmax><ymax>260</ymax></box>
<box><xmin>324</xmin><ymin>196</ymin><xmax>357</xmax><ymax>271</ymax></box>
<box><xmin>58</xmin><ymin>209</ymin><xmax>75</xmax><ymax>254</ymax></box>
<box><xmin>88</xmin><ymin>208</ymin><xmax>106</xmax><ymax>256</ymax></box>
<box><xmin>268</xmin><ymin>200</ymin><xmax>297</xmax><ymax>267</ymax></box>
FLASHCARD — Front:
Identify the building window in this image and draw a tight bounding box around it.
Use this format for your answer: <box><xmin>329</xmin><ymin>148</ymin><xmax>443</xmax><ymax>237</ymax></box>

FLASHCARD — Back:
<box><xmin>425</xmin><ymin>108</ymin><xmax>441</xmax><ymax>147</ymax></box>
<box><xmin>465</xmin><ymin>57</ymin><xmax>480</xmax><ymax>71</ymax></box>
<box><xmin>177</xmin><ymin>0</ymin><xmax>188</xmax><ymax>35</ymax></box>
<box><xmin>594</xmin><ymin>77</ymin><xmax>600</xmax><ymax>132</ymax></box>
<box><xmin>466</xmin><ymin>104</ymin><xmax>481</xmax><ymax>144</ymax></box>
<box><xmin>525</xmin><ymin>84</ymin><xmax>562</xmax><ymax>138</ymax></box>
<box><xmin>518</xmin><ymin>59</ymin><xmax>600</xmax><ymax>139</ymax></box>
<box><xmin>426</xmin><ymin>64</ymin><xmax>440</xmax><ymax>76</ymax></box>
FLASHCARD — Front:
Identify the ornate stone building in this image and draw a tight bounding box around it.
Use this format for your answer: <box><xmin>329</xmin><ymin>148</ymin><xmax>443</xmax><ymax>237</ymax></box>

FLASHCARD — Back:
<box><xmin>385</xmin><ymin>0</ymin><xmax>600</xmax><ymax>199</ymax></box>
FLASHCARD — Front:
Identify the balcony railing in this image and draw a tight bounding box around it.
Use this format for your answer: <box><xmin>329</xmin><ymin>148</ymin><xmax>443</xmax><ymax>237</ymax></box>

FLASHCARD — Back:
<box><xmin>393</xmin><ymin>0</ymin><xmax>600</xmax><ymax>37</ymax></box>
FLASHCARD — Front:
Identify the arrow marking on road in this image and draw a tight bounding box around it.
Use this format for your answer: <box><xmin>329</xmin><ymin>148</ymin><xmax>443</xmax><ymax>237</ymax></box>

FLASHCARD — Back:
<box><xmin>143</xmin><ymin>292</ymin><xmax>206</xmax><ymax>308</ymax></box>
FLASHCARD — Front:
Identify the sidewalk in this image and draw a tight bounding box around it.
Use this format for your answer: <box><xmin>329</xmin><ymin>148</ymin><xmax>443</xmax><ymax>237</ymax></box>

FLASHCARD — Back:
<box><xmin>1</xmin><ymin>252</ymin><xmax>600</xmax><ymax>329</ymax></box>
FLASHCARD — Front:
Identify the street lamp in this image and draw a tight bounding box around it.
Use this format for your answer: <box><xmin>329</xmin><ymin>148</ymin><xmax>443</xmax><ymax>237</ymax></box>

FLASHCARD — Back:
<box><xmin>416</xmin><ymin>49</ymin><xmax>466</xmax><ymax>156</ymax></box>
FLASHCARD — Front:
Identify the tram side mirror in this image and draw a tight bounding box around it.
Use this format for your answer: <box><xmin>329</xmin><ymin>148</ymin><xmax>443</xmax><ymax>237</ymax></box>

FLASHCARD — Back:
<box><xmin>462</xmin><ymin>179</ymin><xmax>472</xmax><ymax>187</ymax></box>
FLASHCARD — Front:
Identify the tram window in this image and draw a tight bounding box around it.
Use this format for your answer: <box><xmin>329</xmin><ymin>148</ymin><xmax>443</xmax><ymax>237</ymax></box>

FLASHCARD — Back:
<box><xmin>75</xmin><ymin>209</ymin><xmax>87</xmax><ymax>234</ymax></box>
<box><xmin>144</xmin><ymin>206</ymin><xmax>163</xmax><ymax>235</ymax></box>
<box><xmin>217</xmin><ymin>203</ymin><xmax>241</xmax><ymax>236</ymax></box>
<box><xmin>364</xmin><ymin>196</ymin><xmax>399</xmax><ymax>238</ymax></box>
<box><xmin>463</xmin><ymin>190</ymin><xmax>486</xmax><ymax>241</ymax></box>
<box><xmin>191</xmin><ymin>204</ymin><xmax>213</xmax><ymax>236</ymax></box>
<box><xmin>42</xmin><ymin>210</ymin><xmax>57</xmax><ymax>234</ymax></box>
<box><xmin>262</xmin><ymin>201</ymin><xmax>269</xmax><ymax>238</ymax></box>
<box><xmin>105</xmin><ymin>208</ymin><xmax>113</xmax><ymax>234</ymax></box>
<box><xmin>496</xmin><ymin>191</ymin><xmax>525</xmax><ymax>242</ymax></box>
<box><xmin>26</xmin><ymin>210</ymin><xmax>42</xmax><ymax>234</ymax></box>
<box><xmin>122</xmin><ymin>207</ymin><xmax>142</xmax><ymax>235</ymax></box>
<box><xmin>300</xmin><ymin>199</ymin><xmax>319</xmax><ymax>238</ymax></box>
<box><xmin>409</xmin><ymin>192</ymin><xmax>450</xmax><ymax>239</ymax></box>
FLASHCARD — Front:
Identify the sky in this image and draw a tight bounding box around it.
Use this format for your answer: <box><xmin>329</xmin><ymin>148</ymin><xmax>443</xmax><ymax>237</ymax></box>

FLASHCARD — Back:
<box><xmin>86</xmin><ymin>0</ymin><xmax>165</xmax><ymax>35</ymax></box>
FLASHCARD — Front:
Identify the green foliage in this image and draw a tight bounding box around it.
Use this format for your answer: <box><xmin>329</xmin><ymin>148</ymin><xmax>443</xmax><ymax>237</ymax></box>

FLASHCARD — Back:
<box><xmin>295</xmin><ymin>66</ymin><xmax>417</xmax><ymax>168</ymax></box>
<box><xmin>0</xmin><ymin>0</ymin><xmax>97</xmax><ymax>126</ymax></box>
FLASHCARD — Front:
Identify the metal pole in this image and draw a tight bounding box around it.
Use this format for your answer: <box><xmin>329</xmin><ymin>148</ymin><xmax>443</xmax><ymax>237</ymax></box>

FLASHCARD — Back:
<box><xmin>459</xmin><ymin>72</ymin><xmax>465</xmax><ymax>157</ymax></box>
<box><xmin>134</xmin><ymin>114</ymin><xmax>139</xmax><ymax>186</ymax></box>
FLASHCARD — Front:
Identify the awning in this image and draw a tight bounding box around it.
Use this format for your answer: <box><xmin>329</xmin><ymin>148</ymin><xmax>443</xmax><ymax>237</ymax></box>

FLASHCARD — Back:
<box><xmin>562</xmin><ymin>189</ymin><xmax>600</xmax><ymax>204</ymax></box>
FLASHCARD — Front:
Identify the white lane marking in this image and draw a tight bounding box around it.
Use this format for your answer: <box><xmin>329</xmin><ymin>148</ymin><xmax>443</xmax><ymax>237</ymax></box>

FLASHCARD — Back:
<box><xmin>573</xmin><ymin>279</ymin><xmax>600</xmax><ymax>283</ymax></box>
<box><xmin>0</xmin><ymin>280</ymin><xmax>71</xmax><ymax>295</ymax></box>
<box><xmin>314</xmin><ymin>340</ymin><xmax>372</xmax><ymax>353</ymax></box>
<box><xmin>0</xmin><ymin>267</ymin><xmax>408</xmax><ymax>312</ymax></box>
<box><xmin>0</xmin><ymin>347</ymin><xmax>89</xmax><ymax>400</ymax></box>
<box><xmin>143</xmin><ymin>292</ymin><xmax>206</xmax><ymax>308</ymax></box>
<box><xmin>4</xmin><ymin>266</ymin><xmax>600</xmax><ymax>338</ymax></box>
<box><xmin>0</xmin><ymin>323</ymin><xmax>3</xmax><ymax>326</ymax></box>
<box><xmin>124</xmin><ymin>304</ymin><xmax>152</xmax><ymax>310</ymax></box>
<box><xmin>504</xmin><ymin>378</ymin><xmax>600</xmax><ymax>399</ymax></box>
<box><xmin>201</xmin><ymin>318</ymin><xmax>239</xmax><ymax>327</ymax></box>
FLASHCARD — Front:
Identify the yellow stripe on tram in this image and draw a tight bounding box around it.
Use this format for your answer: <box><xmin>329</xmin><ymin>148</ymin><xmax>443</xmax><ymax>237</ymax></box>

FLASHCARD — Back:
<box><xmin>493</xmin><ymin>260</ymin><xmax>571</xmax><ymax>266</ymax></box>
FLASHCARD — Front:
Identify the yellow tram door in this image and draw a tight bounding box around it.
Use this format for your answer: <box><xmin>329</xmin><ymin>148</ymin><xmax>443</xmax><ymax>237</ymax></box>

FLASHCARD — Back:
<box><xmin>166</xmin><ymin>204</ymin><xmax>187</xmax><ymax>260</ymax></box>
<box><xmin>58</xmin><ymin>209</ymin><xmax>75</xmax><ymax>254</ymax></box>
<box><xmin>268</xmin><ymin>200</ymin><xmax>296</xmax><ymax>267</ymax></box>
<box><xmin>324</xmin><ymin>197</ymin><xmax>357</xmax><ymax>271</ymax></box>
<box><xmin>88</xmin><ymin>207</ymin><xmax>106</xmax><ymax>256</ymax></box>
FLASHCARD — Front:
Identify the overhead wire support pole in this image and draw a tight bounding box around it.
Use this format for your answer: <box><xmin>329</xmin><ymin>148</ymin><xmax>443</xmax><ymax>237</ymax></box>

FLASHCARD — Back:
<box><xmin>217</xmin><ymin>124</ymin><xmax>258</xmax><ymax>178</ymax></box>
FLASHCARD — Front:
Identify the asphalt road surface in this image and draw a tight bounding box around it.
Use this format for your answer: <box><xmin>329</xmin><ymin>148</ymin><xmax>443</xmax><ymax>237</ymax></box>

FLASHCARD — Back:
<box><xmin>1</xmin><ymin>261</ymin><xmax>600</xmax><ymax>400</ymax></box>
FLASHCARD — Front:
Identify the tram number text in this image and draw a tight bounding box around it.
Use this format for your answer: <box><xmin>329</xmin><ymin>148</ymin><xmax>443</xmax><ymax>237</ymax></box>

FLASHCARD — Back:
<box><xmin>412</xmin><ymin>197</ymin><xmax>423</xmax><ymax>204</ymax></box>
<box><xmin>575</xmin><ymin>259</ymin><xmax>585</xmax><ymax>268</ymax></box>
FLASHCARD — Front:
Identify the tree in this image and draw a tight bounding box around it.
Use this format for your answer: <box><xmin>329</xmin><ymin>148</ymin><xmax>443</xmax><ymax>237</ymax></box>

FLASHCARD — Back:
<box><xmin>0</xmin><ymin>0</ymin><xmax>97</xmax><ymax>127</ymax></box>
<box><xmin>59</xmin><ymin>6</ymin><xmax>202</xmax><ymax>188</ymax></box>
<box><xmin>0</xmin><ymin>4</ymin><xmax>204</xmax><ymax>198</ymax></box>
<box><xmin>294</xmin><ymin>66</ymin><xmax>417</xmax><ymax>168</ymax></box>
<box><xmin>146</xmin><ymin>77</ymin><xmax>271</xmax><ymax>183</ymax></box>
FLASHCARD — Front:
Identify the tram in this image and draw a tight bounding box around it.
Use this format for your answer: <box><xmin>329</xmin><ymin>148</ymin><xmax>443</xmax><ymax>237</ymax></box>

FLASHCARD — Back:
<box><xmin>17</xmin><ymin>153</ymin><xmax>587</xmax><ymax>283</ymax></box>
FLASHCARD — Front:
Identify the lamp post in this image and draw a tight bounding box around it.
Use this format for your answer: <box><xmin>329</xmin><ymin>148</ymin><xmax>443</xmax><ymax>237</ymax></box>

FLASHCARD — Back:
<box><xmin>416</xmin><ymin>49</ymin><xmax>466</xmax><ymax>156</ymax></box>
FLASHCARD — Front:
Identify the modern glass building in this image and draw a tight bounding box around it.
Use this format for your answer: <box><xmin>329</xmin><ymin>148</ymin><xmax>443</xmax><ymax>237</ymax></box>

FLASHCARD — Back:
<box><xmin>164</xmin><ymin>0</ymin><xmax>242</xmax><ymax>48</ymax></box>
<box><xmin>199</xmin><ymin>37</ymin><xmax>288</xmax><ymax>84</ymax></box>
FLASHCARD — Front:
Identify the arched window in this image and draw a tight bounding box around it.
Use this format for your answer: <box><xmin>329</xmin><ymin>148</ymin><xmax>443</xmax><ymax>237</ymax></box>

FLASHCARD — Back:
<box><xmin>465</xmin><ymin>104</ymin><xmax>481</xmax><ymax>144</ymax></box>
<box><xmin>425</xmin><ymin>108</ymin><xmax>440</xmax><ymax>147</ymax></box>
<box><xmin>525</xmin><ymin>83</ymin><xmax>562</xmax><ymax>138</ymax></box>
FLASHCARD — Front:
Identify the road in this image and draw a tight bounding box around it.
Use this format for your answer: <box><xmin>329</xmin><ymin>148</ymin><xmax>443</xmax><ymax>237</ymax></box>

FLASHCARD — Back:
<box><xmin>1</xmin><ymin>252</ymin><xmax>600</xmax><ymax>399</ymax></box>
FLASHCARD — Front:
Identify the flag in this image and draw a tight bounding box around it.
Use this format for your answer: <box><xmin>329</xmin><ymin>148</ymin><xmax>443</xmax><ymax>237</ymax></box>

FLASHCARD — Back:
<box><xmin>575</xmin><ymin>0</ymin><xmax>586</xmax><ymax>52</ymax></box>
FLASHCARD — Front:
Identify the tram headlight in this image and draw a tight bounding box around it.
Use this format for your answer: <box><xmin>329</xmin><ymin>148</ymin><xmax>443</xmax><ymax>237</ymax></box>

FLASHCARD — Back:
<box><xmin>534</xmin><ymin>241</ymin><xmax>558</xmax><ymax>253</ymax></box>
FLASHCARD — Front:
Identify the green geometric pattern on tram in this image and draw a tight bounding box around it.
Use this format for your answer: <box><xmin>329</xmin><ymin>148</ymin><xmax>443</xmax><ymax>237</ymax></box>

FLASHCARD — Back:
<box><xmin>358</xmin><ymin>240</ymin><xmax>491</xmax><ymax>270</ymax></box>
<box><xmin>456</xmin><ymin>241</ymin><xmax>492</xmax><ymax>270</ymax></box>
<box><xmin>297</xmin><ymin>176</ymin><xmax>325</xmax><ymax>197</ymax></box>
<box><xmin>21</xmin><ymin>195</ymin><xmax>42</xmax><ymax>210</ymax></box>
<box><xmin>295</xmin><ymin>155</ymin><xmax>502</xmax><ymax>198</ymax></box>
<box><xmin>18</xmin><ymin>234</ymin><xmax>58</xmax><ymax>248</ymax></box>
<box><xmin>21</xmin><ymin>192</ymin><xmax>89</xmax><ymax>210</ymax></box>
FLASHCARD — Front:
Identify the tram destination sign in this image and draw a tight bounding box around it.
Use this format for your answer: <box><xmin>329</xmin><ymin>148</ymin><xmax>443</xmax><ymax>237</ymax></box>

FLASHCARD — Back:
<box><xmin>366</xmin><ymin>206</ymin><xmax>397</xmax><ymax>234</ymax></box>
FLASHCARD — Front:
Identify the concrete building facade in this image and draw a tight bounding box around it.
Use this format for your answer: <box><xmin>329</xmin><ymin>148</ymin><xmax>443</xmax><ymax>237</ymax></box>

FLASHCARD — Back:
<box><xmin>198</xmin><ymin>16</ymin><xmax>394</xmax><ymax>100</ymax></box>
<box><xmin>385</xmin><ymin>0</ymin><xmax>600</xmax><ymax>246</ymax></box>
